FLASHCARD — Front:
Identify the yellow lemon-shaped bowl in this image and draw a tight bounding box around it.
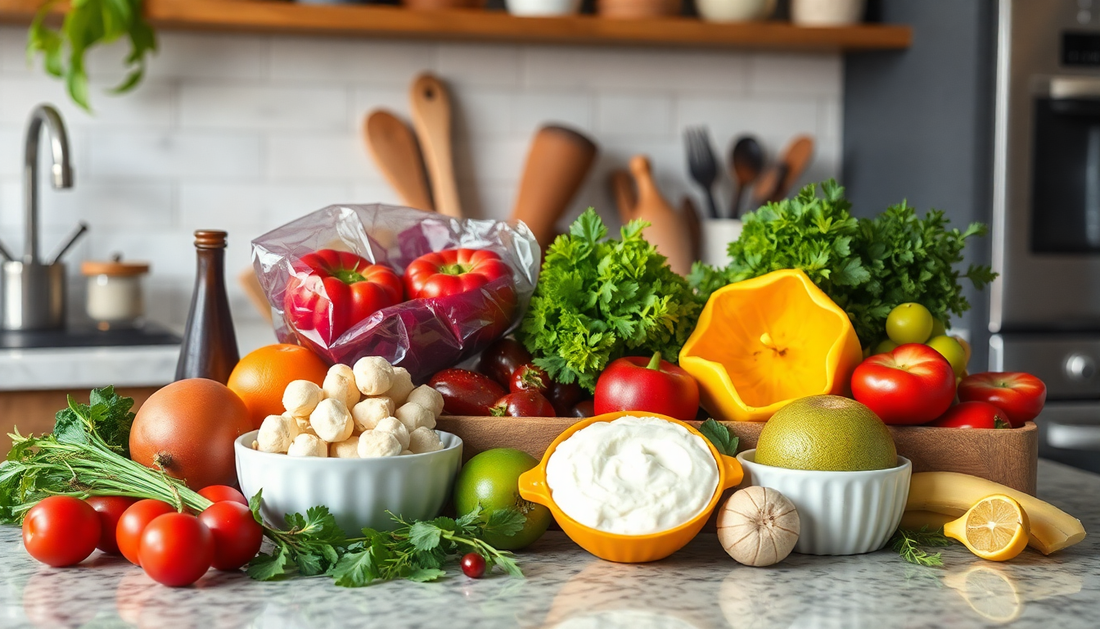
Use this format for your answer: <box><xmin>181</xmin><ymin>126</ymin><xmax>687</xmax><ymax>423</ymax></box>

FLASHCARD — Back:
<box><xmin>517</xmin><ymin>411</ymin><xmax>743</xmax><ymax>563</ymax></box>
<box><xmin>679</xmin><ymin>268</ymin><xmax>863</xmax><ymax>422</ymax></box>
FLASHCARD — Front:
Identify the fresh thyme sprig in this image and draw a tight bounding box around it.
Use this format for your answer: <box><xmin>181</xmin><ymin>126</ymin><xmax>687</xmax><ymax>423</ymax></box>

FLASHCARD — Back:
<box><xmin>890</xmin><ymin>526</ymin><xmax>954</xmax><ymax>566</ymax></box>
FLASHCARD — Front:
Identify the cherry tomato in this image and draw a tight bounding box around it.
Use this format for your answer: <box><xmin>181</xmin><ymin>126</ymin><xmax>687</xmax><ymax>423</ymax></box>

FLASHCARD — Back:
<box><xmin>490</xmin><ymin>390</ymin><xmax>555</xmax><ymax>417</ymax></box>
<box><xmin>509</xmin><ymin>363</ymin><xmax>549</xmax><ymax>394</ymax></box>
<box><xmin>478</xmin><ymin>337</ymin><xmax>532</xmax><ymax>388</ymax></box>
<box><xmin>22</xmin><ymin>496</ymin><xmax>101</xmax><ymax>567</ymax></box>
<box><xmin>546</xmin><ymin>380</ymin><xmax>585</xmax><ymax>417</ymax></box>
<box><xmin>86</xmin><ymin>496</ymin><xmax>138</xmax><ymax>555</ymax></box>
<box><xmin>198</xmin><ymin>485</ymin><xmax>247</xmax><ymax>506</ymax></box>
<box><xmin>139</xmin><ymin>513</ymin><xmax>214</xmax><ymax>587</ymax></box>
<box><xmin>850</xmin><ymin>343</ymin><xmax>956</xmax><ymax>425</ymax></box>
<box><xmin>570</xmin><ymin>400</ymin><xmax>596</xmax><ymax>418</ymax></box>
<box><xmin>957</xmin><ymin>372</ymin><xmax>1047</xmax><ymax>427</ymax></box>
<box><xmin>197</xmin><ymin>501</ymin><xmax>263</xmax><ymax>572</ymax></box>
<box><xmin>429</xmin><ymin>368</ymin><xmax>506</xmax><ymax>416</ymax></box>
<box><xmin>460</xmin><ymin>552</ymin><xmax>486</xmax><ymax>578</ymax></box>
<box><xmin>930</xmin><ymin>401</ymin><xmax>1011</xmax><ymax>429</ymax></box>
<box><xmin>117</xmin><ymin>499</ymin><xmax>175</xmax><ymax>566</ymax></box>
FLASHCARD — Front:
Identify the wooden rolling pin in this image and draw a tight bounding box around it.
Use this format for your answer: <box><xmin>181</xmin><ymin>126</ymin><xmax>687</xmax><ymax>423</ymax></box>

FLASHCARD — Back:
<box><xmin>510</xmin><ymin>125</ymin><xmax>598</xmax><ymax>252</ymax></box>
<box><xmin>617</xmin><ymin>155</ymin><xmax>693</xmax><ymax>275</ymax></box>
<box><xmin>363</xmin><ymin>110</ymin><xmax>434</xmax><ymax>212</ymax></box>
<box><xmin>409</xmin><ymin>73</ymin><xmax>462</xmax><ymax>218</ymax></box>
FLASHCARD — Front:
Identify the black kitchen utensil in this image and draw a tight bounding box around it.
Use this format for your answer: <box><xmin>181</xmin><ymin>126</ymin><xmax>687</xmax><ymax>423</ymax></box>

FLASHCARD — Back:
<box><xmin>729</xmin><ymin>136</ymin><xmax>763</xmax><ymax>219</ymax></box>
<box><xmin>684</xmin><ymin>126</ymin><xmax>720</xmax><ymax>220</ymax></box>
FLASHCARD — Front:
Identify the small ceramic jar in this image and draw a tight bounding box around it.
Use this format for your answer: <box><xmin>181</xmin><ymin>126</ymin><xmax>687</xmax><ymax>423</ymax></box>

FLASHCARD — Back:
<box><xmin>81</xmin><ymin>259</ymin><xmax>150</xmax><ymax>329</ymax></box>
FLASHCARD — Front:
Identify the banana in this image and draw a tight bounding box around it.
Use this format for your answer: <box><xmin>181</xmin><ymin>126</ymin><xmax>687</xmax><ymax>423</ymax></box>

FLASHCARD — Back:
<box><xmin>905</xmin><ymin>472</ymin><xmax>1086</xmax><ymax>555</ymax></box>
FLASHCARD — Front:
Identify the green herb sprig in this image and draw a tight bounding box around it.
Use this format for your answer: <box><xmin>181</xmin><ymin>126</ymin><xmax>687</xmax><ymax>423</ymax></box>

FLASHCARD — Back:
<box><xmin>520</xmin><ymin>208</ymin><xmax>701</xmax><ymax>392</ymax></box>
<box><xmin>890</xmin><ymin>526</ymin><xmax>954</xmax><ymax>566</ymax></box>
<box><xmin>699</xmin><ymin>418</ymin><xmax>739</xmax><ymax>456</ymax></box>
<box><xmin>27</xmin><ymin>0</ymin><xmax>158</xmax><ymax>111</ymax></box>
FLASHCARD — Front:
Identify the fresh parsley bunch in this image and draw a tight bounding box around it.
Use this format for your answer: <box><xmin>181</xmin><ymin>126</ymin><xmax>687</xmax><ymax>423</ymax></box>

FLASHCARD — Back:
<box><xmin>520</xmin><ymin>209</ymin><xmax>702</xmax><ymax>392</ymax></box>
<box><xmin>691</xmin><ymin>180</ymin><xmax>996</xmax><ymax>347</ymax></box>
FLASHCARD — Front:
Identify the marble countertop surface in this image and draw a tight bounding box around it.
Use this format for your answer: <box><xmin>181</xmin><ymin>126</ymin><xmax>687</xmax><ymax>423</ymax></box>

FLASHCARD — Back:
<box><xmin>0</xmin><ymin>459</ymin><xmax>1097</xmax><ymax>629</ymax></box>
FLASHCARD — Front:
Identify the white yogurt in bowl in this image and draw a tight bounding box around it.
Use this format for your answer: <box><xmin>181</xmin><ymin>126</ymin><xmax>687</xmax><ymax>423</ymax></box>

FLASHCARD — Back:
<box><xmin>545</xmin><ymin>416</ymin><xmax>719</xmax><ymax>536</ymax></box>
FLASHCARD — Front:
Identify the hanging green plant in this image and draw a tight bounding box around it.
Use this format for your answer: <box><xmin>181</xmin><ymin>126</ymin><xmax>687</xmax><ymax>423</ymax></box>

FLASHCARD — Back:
<box><xmin>27</xmin><ymin>0</ymin><xmax>158</xmax><ymax>112</ymax></box>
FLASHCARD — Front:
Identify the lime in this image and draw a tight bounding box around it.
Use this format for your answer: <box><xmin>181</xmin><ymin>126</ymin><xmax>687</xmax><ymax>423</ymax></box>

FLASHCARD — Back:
<box><xmin>927</xmin><ymin>335</ymin><xmax>967</xmax><ymax>377</ymax></box>
<box><xmin>873</xmin><ymin>338</ymin><xmax>899</xmax><ymax>355</ymax></box>
<box><xmin>930</xmin><ymin>318</ymin><xmax>947</xmax><ymax>338</ymax></box>
<box><xmin>453</xmin><ymin>448</ymin><xmax>550</xmax><ymax>550</ymax></box>
<box><xmin>755</xmin><ymin>395</ymin><xmax>896</xmax><ymax>471</ymax></box>
<box><xmin>886</xmin><ymin>303</ymin><xmax>934</xmax><ymax>344</ymax></box>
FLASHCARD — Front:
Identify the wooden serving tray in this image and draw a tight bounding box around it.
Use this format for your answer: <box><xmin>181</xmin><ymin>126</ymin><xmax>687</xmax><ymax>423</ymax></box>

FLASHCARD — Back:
<box><xmin>436</xmin><ymin>416</ymin><xmax>1040</xmax><ymax>495</ymax></box>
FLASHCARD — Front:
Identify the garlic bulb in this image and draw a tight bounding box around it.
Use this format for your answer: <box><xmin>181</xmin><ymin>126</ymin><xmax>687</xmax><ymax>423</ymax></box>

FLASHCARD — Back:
<box><xmin>717</xmin><ymin>486</ymin><xmax>800</xmax><ymax>567</ymax></box>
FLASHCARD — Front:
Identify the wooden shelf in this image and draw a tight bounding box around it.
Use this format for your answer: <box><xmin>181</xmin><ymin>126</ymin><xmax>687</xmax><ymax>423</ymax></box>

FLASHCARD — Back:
<box><xmin>0</xmin><ymin>0</ymin><xmax>911</xmax><ymax>51</ymax></box>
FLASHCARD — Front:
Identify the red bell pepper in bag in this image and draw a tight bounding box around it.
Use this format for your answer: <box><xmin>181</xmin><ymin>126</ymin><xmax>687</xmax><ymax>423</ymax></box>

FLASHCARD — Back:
<box><xmin>403</xmin><ymin>248</ymin><xmax>514</xmax><ymax>299</ymax></box>
<box><xmin>283</xmin><ymin>249</ymin><xmax>404</xmax><ymax>345</ymax></box>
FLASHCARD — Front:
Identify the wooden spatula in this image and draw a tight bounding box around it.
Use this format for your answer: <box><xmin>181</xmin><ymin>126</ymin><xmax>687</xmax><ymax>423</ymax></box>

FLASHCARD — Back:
<box><xmin>617</xmin><ymin>155</ymin><xmax>693</xmax><ymax>276</ymax></box>
<box><xmin>363</xmin><ymin>110</ymin><xmax>434</xmax><ymax>212</ymax></box>
<box><xmin>409</xmin><ymin>73</ymin><xmax>462</xmax><ymax>219</ymax></box>
<box><xmin>510</xmin><ymin>125</ymin><xmax>598</xmax><ymax>252</ymax></box>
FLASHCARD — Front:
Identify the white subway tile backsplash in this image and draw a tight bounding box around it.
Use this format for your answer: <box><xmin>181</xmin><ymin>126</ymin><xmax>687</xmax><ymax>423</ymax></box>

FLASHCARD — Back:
<box><xmin>271</xmin><ymin>38</ymin><xmax>432</xmax><ymax>84</ymax></box>
<box><xmin>179</xmin><ymin>84</ymin><xmax>348</xmax><ymax>131</ymax></box>
<box><xmin>88</xmin><ymin>131</ymin><xmax>264</xmax><ymax>179</ymax></box>
<box><xmin>0</xmin><ymin>28</ymin><xmax>843</xmax><ymax>332</ymax></box>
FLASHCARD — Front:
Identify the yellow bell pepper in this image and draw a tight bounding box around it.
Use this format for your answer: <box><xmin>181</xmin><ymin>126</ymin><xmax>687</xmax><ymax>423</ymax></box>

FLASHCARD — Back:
<box><xmin>679</xmin><ymin>269</ymin><xmax>863</xmax><ymax>422</ymax></box>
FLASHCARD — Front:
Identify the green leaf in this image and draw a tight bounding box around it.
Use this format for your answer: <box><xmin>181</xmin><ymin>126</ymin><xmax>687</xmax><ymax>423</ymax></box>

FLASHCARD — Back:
<box><xmin>408</xmin><ymin>521</ymin><xmax>443</xmax><ymax>551</ymax></box>
<box><xmin>483</xmin><ymin>508</ymin><xmax>526</xmax><ymax>539</ymax></box>
<box><xmin>248</xmin><ymin>489</ymin><xmax>264</xmax><ymax>525</ymax></box>
<box><xmin>331</xmin><ymin>549</ymin><xmax>378</xmax><ymax>587</ymax></box>
<box><xmin>246</xmin><ymin>547</ymin><xmax>289</xmax><ymax>581</ymax></box>
<box><xmin>699</xmin><ymin>419</ymin><xmax>738</xmax><ymax>456</ymax></box>
<box><xmin>405</xmin><ymin>567</ymin><xmax>446</xmax><ymax>583</ymax></box>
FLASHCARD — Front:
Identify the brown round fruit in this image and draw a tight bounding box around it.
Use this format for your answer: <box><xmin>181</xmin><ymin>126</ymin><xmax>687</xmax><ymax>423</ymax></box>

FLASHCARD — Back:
<box><xmin>130</xmin><ymin>378</ymin><xmax>253</xmax><ymax>489</ymax></box>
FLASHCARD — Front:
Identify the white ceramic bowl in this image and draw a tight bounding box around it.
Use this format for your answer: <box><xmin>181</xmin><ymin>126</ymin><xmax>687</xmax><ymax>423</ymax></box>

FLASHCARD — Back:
<box><xmin>696</xmin><ymin>0</ymin><xmax>775</xmax><ymax>22</ymax></box>
<box><xmin>506</xmin><ymin>0</ymin><xmax>581</xmax><ymax>16</ymax></box>
<box><xmin>235</xmin><ymin>430</ymin><xmax>463</xmax><ymax>536</ymax></box>
<box><xmin>736</xmin><ymin>449</ymin><xmax>910</xmax><ymax>555</ymax></box>
<box><xmin>790</xmin><ymin>0</ymin><xmax>866</xmax><ymax>26</ymax></box>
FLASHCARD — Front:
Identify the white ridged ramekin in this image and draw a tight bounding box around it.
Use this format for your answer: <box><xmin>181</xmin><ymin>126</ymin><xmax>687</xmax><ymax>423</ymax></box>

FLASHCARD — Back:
<box><xmin>736</xmin><ymin>449</ymin><xmax>911</xmax><ymax>556</ymax></box>
<box><xmin>234</xmin><ymin>430</ymin><xmax>463</xmax><ymax>536</ymax></box>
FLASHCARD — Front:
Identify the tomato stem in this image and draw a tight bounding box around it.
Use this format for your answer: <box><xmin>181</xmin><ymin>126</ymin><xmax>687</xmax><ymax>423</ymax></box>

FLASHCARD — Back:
<box><xmin>331</xmin><ymin>268</ymin><xmax>367</xmax><ymax>284</ymax></box>
<box><xmin>646</xmin><ymin>352</ymin><xmax>662</xmax><ymax>370</ymax></box>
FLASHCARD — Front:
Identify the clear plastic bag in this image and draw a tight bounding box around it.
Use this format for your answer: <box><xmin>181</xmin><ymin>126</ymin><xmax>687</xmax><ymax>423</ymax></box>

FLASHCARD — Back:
<box><xmin>252</xmin><ymin>204</ymin><xmax>539</xmax><ymax>382</ymax></box>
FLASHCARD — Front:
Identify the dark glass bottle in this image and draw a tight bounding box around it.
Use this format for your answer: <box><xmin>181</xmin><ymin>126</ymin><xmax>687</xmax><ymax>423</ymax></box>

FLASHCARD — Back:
<box><xmin>175</xmin><ymin>230</ymin><xmax>240</xmax><ymax>383</ymax></box>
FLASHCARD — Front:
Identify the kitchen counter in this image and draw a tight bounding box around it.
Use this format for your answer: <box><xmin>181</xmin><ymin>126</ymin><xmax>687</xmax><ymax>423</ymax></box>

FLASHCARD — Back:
<box><xmin>0</xmin><ymin>459</ymin><xmax>1096</xmax><ymax>629</ymax></box>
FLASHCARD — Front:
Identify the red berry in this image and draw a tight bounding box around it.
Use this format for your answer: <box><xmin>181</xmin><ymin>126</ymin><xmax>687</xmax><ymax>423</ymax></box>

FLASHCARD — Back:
<box><xmin>460</xmin><ymin>552</ymin><xmax>486</xmax><ymax>578</ymax></box>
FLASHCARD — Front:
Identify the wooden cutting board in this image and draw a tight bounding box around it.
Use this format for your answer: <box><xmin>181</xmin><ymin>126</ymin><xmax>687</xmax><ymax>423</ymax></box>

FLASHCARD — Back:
<box><xmin>435</xmin><ymin>416</ymin><xmax>1039</xmax><ymax>495</ymax></box>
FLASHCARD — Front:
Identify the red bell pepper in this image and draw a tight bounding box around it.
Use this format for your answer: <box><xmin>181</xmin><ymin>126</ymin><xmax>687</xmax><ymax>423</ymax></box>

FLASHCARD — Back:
<box><xmin>593</xmin><ymin>351</ymin><xmax>700</xmax><ymax>421</ymax></box>
<box><xmin>403</xmin><ymin>248</ymin><xmax>513</xmax><ymax>299</ymax></box>
<box><xmin>283</xmin><ymin>249</ymin><xmax>403</xmax><ymax>345</ymax></box>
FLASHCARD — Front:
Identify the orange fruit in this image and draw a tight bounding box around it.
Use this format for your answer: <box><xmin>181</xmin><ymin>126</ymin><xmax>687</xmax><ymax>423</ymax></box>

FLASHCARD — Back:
<box><xmin>227</xmin><ymin>344</ymin><xmax>330</xmax><ymax>429</ymax></box>
<box><xmin>130</xmin><ymin>378</ymin><xmax>253</xmax><ymax>490</ymax></box>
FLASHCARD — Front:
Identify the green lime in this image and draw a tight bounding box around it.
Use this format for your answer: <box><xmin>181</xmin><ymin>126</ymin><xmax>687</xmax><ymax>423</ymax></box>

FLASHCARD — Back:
<box><xmin>930</xmin><ymin>318</ymin><xmax>947</xmax><ymax>338</ymax></box>
<box><xmin>926</xmin><ymin>335</ymin><xmax>967</xmax><ymax>377</ymax></box>
<box><xmin>453</xmin><ymin>448</ymin><xmax>550</xmax><ymax>550</ymax></box>
<box><xmin>755</xmin><ymin>395</ymin><xmax>896</xmax><ymax>471</ymax></box>
<box><xmin>874</xmin><ymin>338</ymin><xmax>899</xmax><ymax>355</ymax></box>
<box><xmin>886</xmin><ymin>303</ymin><xmax>934</xmax><ymax>344</ymax></box>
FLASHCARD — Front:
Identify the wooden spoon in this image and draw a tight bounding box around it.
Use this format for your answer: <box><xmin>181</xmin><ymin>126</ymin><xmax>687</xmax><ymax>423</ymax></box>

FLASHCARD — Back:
<box><xmin>617</xmin><ymin>155</ymin><xmax>693</xmax><ymax>276</ymax></box>
<box><xmin>510</xmin><ymin>125</ymin><xmax>598</xmax><ymax>253</ymax></box>
<box><xmin>363</xmin><ymin>110</ymin><xmax>434</xmax><ymax>212</ymax></box>
<box><xmin>753</xmin><ymin>135</ymin><xmax>815</xmax><ymax>206</ymax></box>
<box><xmin>409</xmin><ymin>73</ymin><xmax>462</xmax><ymax>219</ymax></box>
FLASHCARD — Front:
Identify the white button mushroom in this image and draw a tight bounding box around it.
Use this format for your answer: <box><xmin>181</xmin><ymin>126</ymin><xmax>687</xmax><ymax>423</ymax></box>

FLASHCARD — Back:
<box><xmin>353</xmin><ymin>356</ymin><xmax>395</xmax><ymax>396</ymax></box>
<box><xmin>283</xmin><ymin>380</ymin><xmax>323</xmax><ymax>417</ymax></box>
<box><xmin>351</xmin><ymin>397</ymin><xmax>395</xmax><ymax>433</ymax></box>
<box><xmin>257</xmin><ymin>413</ymin><xmax>300</xmax><ymax>454</ymax></box>
<box><xmin>357</xmin><ymin>431</ymin><xmax>401</xmax><ymax>458</ymax></box>
<box><xmin>387</xmin><ymin>367</ymin><xmax>415</xmax><ymax>407</ymax></box>
<box><xmin>407</xmin><ymin>385</ymin><xmax>444</xmax><ymax>418</ymax></box>
<box><xmin>329</xmin><ymin>436</ymin><xmax>360</xmax><ymax>459</ymax></box>
<box><xmin>400</xmin><ymin>449</ymin><xmax>413</xmax><ymax>456</ymax></box>
<box><xmin>309</xmin><ymin>398</ymin><xmax>354</xmax><ymax>443</ymax></box>
<box><xmin>395</xmin><ymin>402</ymin><xmax>436</xmax><ymax>432</ymax></box>
<box><xmin>408</xmin><ymin>426</ymin><xmax>444</xmax><ymax>454</ymax></box>
<box><xmin>287</xmin><ymin>433</ymin><xmax>328</xmax><ymax>457</ymax></box>
<box><xmin>293</xmin><ymin>414</ymin><xmax>317</xmax><ymax>438</ymax></box>
<box><xmin>323</xmin><ymin>363</ymin><xmax>360</xmax><ymax>410</ymax></box>
<box><xmin>374</xmin><ymin>416</ymin><xmax>411</xmax><ymax>450</ymax></box>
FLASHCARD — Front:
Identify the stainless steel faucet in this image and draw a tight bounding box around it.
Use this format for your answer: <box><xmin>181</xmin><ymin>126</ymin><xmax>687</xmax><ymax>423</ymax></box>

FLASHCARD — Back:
<box><xmin>22</xmin><ymin>104</ymin><xmax>74</xmax><ymax>262</ymax></box>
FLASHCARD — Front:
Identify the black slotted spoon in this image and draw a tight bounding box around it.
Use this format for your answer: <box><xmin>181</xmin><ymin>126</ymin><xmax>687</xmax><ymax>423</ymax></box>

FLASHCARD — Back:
<box><xmin>684</xmin><ymin>126</ymin><xmax>720</xmax><ymax>220</ymax></box>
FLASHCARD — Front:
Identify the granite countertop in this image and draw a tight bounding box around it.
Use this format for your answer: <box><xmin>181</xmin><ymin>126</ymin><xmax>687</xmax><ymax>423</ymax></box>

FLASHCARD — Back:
<box><xmin>0</xmin><ymin>459</ymin><xmax>1097</xmax><ymax>629</ymax></box>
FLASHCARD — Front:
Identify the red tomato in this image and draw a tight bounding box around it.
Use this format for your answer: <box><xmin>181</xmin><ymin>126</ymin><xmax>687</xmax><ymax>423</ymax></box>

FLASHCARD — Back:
<box><xmin>490</xmin><ymin>390</ymin><xmax>556</xmax><ymax>417</ymax></box>
<box><xmin>116</xmin><ymin>499</ymin><xmax>176</xmax><ymax>566</ymax></box>
<box><xmin>197</xmin><ymin>501</ymin><xmax>263</xmax><ymax>572</ymax></box>
<box><xmin>139</xmin><ymin>513</ymin><xmax>214</xmax><ymax>587</ymax></box>
<box><xmin>593</xmin><ymin>352</ymin><xmax>700</xmax><ymax>421</ymax></box>
<box><xmin>957</xmin><ymin>372</ymin><xmax>1047</xmax><ymax>427</ymax></box>
<box><xmin>86</xmin><ymin>496</ymin><xmax>138</xmax><ymax>555</ymax></box>
<box><xmin>547</xmin><ymin>379</ymin><xmax>585</xmax><ymax>417</ymax></box>
<box><xmin>851</xmin><ymin>343</ymin><xmax>956</xmax><ymax>425</ymax></box>
<box><xmin>429</xmin><ymin>368</ymin><xmax>506</xmax><ymax>415</ymax></box>
<box><xmin>283</xmin><ymin>249</ymin><xmax>404</xmax><ymax>345</ymax></box>
<box><xmin>21</xmin><ymin>496</ymin><xmax>101</xmax><ymax>567</ymax></box>
<box><xmin>509</xmin><ymin>363</ymin><xmax>549</xmax><ymax>394</ymax></box>
<box><xmin>931</xmin><ymin>401</ymin><xmax>1011</xmax><ymax>429</ymax></box>
<box><xmin>198</xmin><ymin>485</ymin><xmax>247</xmax><ymax>506</ymax></box>
<box><xmin>403</xmin><ymin>248</ymin><xmax>513</xmax><ymax>300</ymax></box>
<box><xmin>478</xmin><ymin>337</ymin><xmax>532</xmax><ymax>388</ymax></box>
